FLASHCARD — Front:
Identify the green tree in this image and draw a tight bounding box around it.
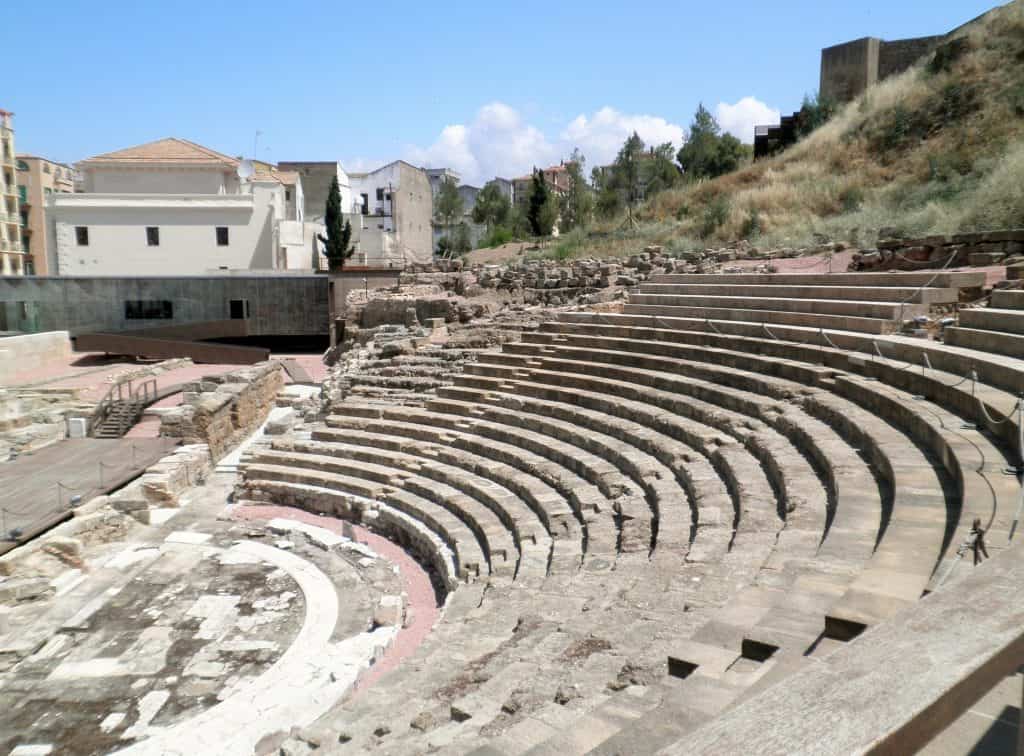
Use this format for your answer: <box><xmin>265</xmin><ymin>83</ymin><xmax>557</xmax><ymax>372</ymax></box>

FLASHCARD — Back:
<box><xmin>471</xmin><ymin>180</ymin><xmax>511</xmax><ymax>232</ymax></box>
<box><xmin>796</xmin><ymin>92</ymin><xmax>836</xmax><ymax>139</ymax></box>
<box><xmin>559</xmin><ymin>149</ymin><xmax>594</xmax><ymax>232</ymax></box>
<box><xmin>613</xmin><ymin>132</ymin><xmax>646</xmax><ymax>206</ymax></box>
<box><xmin>677</xmin><ymin>104</ymin><xmax>745</xmax><ymax>180</ymax></box>
<box><xmin>644</xmin><ymin>142</ymin><xmax>681</xmax><ymax>196</ymax></box>
<box><xmin>527</xmin><ymin>169</ymin><xmax>551</xmax><ymax>236</ymax></box>
<box><xmin>316</xmin><ymin>175</ymin><xmax>354</xmax><ymax>269</ymax></box>
<box><xmin>452</xmin><ymin>222</ymin><xmax>473</xmax><ymax>255</ymax></box>
<box><xmin>435</xmin><ymin>177</ymin><xmax>464</xmax><ymax>247</ymax></box>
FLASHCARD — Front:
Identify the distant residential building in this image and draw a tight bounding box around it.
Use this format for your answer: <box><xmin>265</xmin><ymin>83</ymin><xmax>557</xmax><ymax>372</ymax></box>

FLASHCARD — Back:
<box><xmin>48</xmin><ymin>137</ymin><xmax>308</xmax><ymax>276</ymax></box>
<box><xmin>16</xmin><ymin>155</ymin><xmax>75</xmax><ymax>275</ymax></box>
<box><xmin>422</xmin><ymin>167</ymin><xmax>461</xmax><ymax>197</ymax></box>
<box><xmin>512</xmin><ymin>164</ymin><xmax>572</xmax><ymax>209</ymax></box>
<box><xmin>0</xmin><ymin>110</ymin><xmax>26</xmax><ymax>276</ymax></box>
<box><xmin>346</xmin><ymin>161</ymin><xmax>433</xmax><ymax>267</ymax></box>
<box><xmin>277</xmin><ymin>161</ymin><xmax>353</xmax><ymax>223</ymax></box>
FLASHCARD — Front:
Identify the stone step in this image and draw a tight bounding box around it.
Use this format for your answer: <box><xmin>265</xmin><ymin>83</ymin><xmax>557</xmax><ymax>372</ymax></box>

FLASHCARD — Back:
<box><xmin>621</xmin><ymin>304</ymin><xmax>894</xmax><ymax>334</ymax></box>
<box><xmin>234</xmin><ymin>478</ymin><xmax>460</xmax><ymax>592</ymax></box>
<box><xmin>247</xmin><ymin>448</ymin><xmax>518</xmax><ymax>578</ymax></box>
<box><xmin>959</xmin><ymin>307</ymin><xmax>1024</xmax><ymax>335</ymax></box>
<box><xmin>647</xmin><ymin>272</ymin><xmax>986</xmax><ymax>288</ymax></box>
<box><xmin>323</xmin><ymin>409</ymin><xmax>592</xmax><ymax>568</ymax></box>
<box><xmin>287</xmin><ymin>437</ymin><xmax>553</xmax><ymax>572</ymax></box>
<box><xmin>502</xmin><ymin>338</ymin><xmax>882</xmax><ymax>569</ymax></box>
<box><xmin>457</xmin><ymin>362</ymin><xmax>782</xmax><ymax>562</ymax></box>
<box><xmin>240</xmin><ymin>462</ymin><xmax>486</xmax><ymax>583</ymax></box>
<box><xmin>945</xmin><ymin>327</ymin><xmax>1024</xmax><ymax>359</ymax></box>
<box><xmin>991</xmin><ymin>289</ymin><xmax>1024</xmax><ymax>310</ymax></box>
<box><xmin>636</xmin><ymin>283</ymin><xmax>959</xmax><ymax>304</ymax></box>
<box><xmin>627</xmin><ymin>293</ymin><xmax>928</xmax><ymax>320</ymax></box>
<box><xmin>549</xmin><ymin>313</ymin><xmax>1024</xmax><ymax>458</ymax></box>
<box><xmin>433</xmin><ymin>383</ymin><xmax>717</xmax><ymax>561</ymax></box>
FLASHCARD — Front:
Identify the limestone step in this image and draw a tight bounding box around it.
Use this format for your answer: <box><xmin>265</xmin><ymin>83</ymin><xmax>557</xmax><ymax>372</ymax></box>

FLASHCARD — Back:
<box><xmin>945</xmin><ymin>326</ymin><xmax>1024</xmax><ymax>359</ymax></box>
<box><xmin>991</xmin><ymin>289</ymin><xmax>1024</xmax><ymax>310</ymax></box>
<box><xmin>322</xmin><ymin>409</ymin><xmax>593</xmax><ymax>568</ymax></box>
<box><xmin>958</xmin><ymin>307</ymin><xmax>1024</xmax><ymax>335</ymax></box>
<box><xmin>240</xmin><ymin>462</ymin><xmax>486</xmax><ymax>583</ymax></box>
<box><xmin>285</xmin><ymin>437</ymin><xmax>553</xmax><ymax>572</ymax></box>
<box><xmin>636</xmin><ymin>283</ymin><xmax>959</xmax><ymax>304</ymax></box>
<box><xmin>502</xmin><ymin>338</ymin><xmax>882</xmax><ymax>567</ymax></box>
<box><xmin>627</xmin><ymin>293</ymin><xmax>928</xmax><ymax>320</ymax></box>
<box><xmin>234</xmin><ymin>478</ymin><xmax>460</xmax><ymax>592</ymax></box>
<box><xmin>429</xmin><ymin>389</ymin><xmax>694</xmax><ymax>556</ymax></box>
<box><xmin>247</xmin><ymin>447</ymin><xmax>518</xmax><ymax>578</ymax></box>
<box><xmin>647</xmin><ymin>272</ymin><xmax>986</xmax><ymax>288</ymax></box>
<box><xmin>549</xmin><ymin>313</ymin><xmax>1024</xmax><ymax>458</ymax></box>
<box><xmin>621</xmin><ymin>304</ymin><xmax>894</xmax><ymax>334</ymax></box>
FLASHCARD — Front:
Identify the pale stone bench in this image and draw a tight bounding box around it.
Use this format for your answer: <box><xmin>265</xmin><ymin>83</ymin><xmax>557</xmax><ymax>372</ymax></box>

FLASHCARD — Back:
<box><xmin>281</xmin><ymin>437</ymin><xmax>552</xmax><ymax>583</ymax></box>
<box><xmin>239</xmin><ymin>463</ymin><xmax>485</xmax><ymax>585</ymax></box>
<box><xmin>636</xmin><ymin>283</ymin><xmax>959</xmax><ymax>304</ymax></box>
<box><xmin>246</xmin><ymin>448</ymin><xmax>518</xmax><ymax>580</ymax></box>
<box><xmin>323</xmin><ymin>411</ymin><xmax>590</xmax><ymax>572</ymax></box>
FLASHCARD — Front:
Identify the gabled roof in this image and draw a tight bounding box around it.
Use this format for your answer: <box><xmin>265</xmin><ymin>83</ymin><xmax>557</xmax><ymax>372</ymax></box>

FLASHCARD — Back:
<box><xmin>78</xmin><ymin>137</ymin><xmax>240</xmax><ymax>168</ymax></box>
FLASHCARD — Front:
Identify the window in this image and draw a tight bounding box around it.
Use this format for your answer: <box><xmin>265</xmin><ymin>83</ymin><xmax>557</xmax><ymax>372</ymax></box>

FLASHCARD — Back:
<box><xmin>125</xmin><ymin>300</ymin><xmax>173</xmax><ymax>319</ymax></box>
<box><xmin>360</xmin><ymin>193</ymin><xmax>369</xmax><ymax>215</ymax></box>
<box><xmin>146</xmin><ymin>227</ymin><xmax>159</xmax><ymax>246</ymax></box>
<box><xmin>15</xmin><ymin>160</ymin><xmax>28</xmax><ymax>172</ymax></box>
<box><xmin>75</xmin><ymin>226</ymin><xmax>89</xmax><ymax>246</ymax></box>
<box><xmin>216</xmin><ymin>226</ymin><xmax>229</xmax><ymax>246</ymax></box>
<box><xmin>43</xmin><ymin>164</ymin><xmax>50</xmax><ymax>174</ymax></box>
<box><xmin>285</xmin><ymin>189</ymin><xmax>291</xmax><ymax>201</ymax></box>
<box><xmin>229</xmin><ymin>299</ymin><xmax>250</xmax><ymax>319</ymax></box>
<box><xmin>376</xmin><ymin>187</ymin><xmax>385</xmax><ymax>201</ymax></box>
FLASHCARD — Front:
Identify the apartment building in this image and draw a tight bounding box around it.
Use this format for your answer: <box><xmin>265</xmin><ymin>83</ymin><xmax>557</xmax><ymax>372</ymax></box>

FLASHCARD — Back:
<box><xmin>512</xmin><ymin>163</ymin><xmax>571</xmax><ymax>209</ymax></box>
<box><xmin>347</xmin><ymin>161</ymin><xmax>432</xmax><ymax>267</ymax></box>
<box><xmin>47</xmin><ymin>137</ymin><xmax>309</xmax><ymax>275</ymax></box>
<box><xmin>16</xmin><ymin>155</ymin><xmax>74</xmax><ymax>275</ymax></box>
<box><xmin>0</xmin><ymin>110</ymin><xmax>26</xmax><ymax>276</ymax></box>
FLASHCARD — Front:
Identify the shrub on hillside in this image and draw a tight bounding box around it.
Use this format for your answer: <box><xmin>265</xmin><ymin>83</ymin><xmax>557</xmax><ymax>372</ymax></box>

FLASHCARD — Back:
<box><xmin>700</xmin><ymin>196</ymin><xmax>731</xmax><ymax>238</ymax></box>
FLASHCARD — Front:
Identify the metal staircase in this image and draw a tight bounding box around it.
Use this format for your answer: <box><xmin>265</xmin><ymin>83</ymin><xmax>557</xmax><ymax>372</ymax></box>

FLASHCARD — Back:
<box><xmin>88</xmin><ymin>378</ymin><xmax>158</xmax><ymax>439</ymax></box>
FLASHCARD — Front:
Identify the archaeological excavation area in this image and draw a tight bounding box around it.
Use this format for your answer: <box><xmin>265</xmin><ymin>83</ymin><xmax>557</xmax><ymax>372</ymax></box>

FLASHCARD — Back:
<box><xmin>3</xmin><ymin>265</ymin><xmax>1024</xmax><ymax>755</ymax></box>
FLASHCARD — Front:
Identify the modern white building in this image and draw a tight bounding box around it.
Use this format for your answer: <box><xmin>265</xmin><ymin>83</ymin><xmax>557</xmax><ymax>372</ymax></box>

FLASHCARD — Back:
<box><xmin>345</xmin><ymin>161</ymin><xmax>432</xmax><ymax>267</ymax></box>
<box><xmin>47</xmin><ymin>138</ymin><xmax>311</xmax><ymax>276</ymax></box>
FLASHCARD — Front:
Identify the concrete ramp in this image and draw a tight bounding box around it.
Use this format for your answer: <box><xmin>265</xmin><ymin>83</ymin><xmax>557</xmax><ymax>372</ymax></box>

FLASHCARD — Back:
<box><xmin>74</xmin><ymin>332</ymin><xmax>268</xmax><ymax>364</ymax></box>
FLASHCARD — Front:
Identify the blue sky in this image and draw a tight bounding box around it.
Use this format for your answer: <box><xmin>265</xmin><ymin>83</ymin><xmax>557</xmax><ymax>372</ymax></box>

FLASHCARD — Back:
<box><xmin>9</xmin><ymin>0</ymin><xmax>996</xmax><ymax>183</ymax></box>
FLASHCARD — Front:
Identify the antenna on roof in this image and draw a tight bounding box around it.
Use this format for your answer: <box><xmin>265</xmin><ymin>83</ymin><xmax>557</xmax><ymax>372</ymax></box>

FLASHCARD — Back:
<box><xmin>237</xmin><ymin>159</ymin><xmax>254</xmax><ymax>181</ymax></box>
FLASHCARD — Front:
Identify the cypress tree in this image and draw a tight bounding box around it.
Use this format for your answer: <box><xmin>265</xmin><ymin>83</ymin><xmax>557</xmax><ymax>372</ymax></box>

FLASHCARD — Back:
<box><xmin>527</xmin><ymin>169</ymin><xmax>550</xmax><ymax>236</ymax></box>
<box><xmin>317</xmin><ymin>175</ymin><xmax>354</xmax><ymax>269</ymax></box>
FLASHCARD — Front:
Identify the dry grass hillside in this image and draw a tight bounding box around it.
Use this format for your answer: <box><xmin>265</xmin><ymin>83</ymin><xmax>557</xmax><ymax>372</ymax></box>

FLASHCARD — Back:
<box><xmin>549</xmin><ymin>1</ymin><xmax>1024</xmax><ymax>261</ymax></box>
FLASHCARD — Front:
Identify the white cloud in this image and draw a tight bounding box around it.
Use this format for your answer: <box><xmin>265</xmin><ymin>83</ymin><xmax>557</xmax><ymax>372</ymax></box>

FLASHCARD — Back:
<box><xmin>715</xmin><ymin>97</ymin><xmax>780</xmax><ymax>144</ymax></box>
<box><xmin>400</xmin><ymin>102</ymin><xmax>686</xmax><ymax>186</ymax></box>
<box><xmin>352</xmin><ymin>99</ymin><xmax>778</xmax><ymax>184</ymax></box>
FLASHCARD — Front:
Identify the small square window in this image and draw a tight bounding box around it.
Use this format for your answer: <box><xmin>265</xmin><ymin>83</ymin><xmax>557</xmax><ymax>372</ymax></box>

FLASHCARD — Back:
<box><xmin>216</xmin><ymin>227</ymin><xmax>229</xmax><ymax>246</ymax></box>
<box><xmin>75</xmin><ymin>226</ymin><xmax>89</xmax><ymax>246</ymax></box>
<box><xmin>229</xmin><ymin>299</ymin><xmax>250</xmax><ymax>319</ymax></box>
<box><xmin>146</xmin><ymin>227</ymin><xmax>160</xmax><ymax>246</ymax></box>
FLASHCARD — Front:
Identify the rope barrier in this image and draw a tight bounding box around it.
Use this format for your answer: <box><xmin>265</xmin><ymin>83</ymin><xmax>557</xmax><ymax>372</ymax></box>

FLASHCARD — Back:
<box><xmin>762</xmin><ymin>323</ymin><xmax>781</xmax><ymax>341</ymax></box>
<box><xmin>706</xmin><ymin>319</ymin><xmax>722</xmax><ymax>335</ymax></box>
<box><xmin>893</xmin><ymin>249</ymin><xmax>961</xmax><ymax>327</ymax></box>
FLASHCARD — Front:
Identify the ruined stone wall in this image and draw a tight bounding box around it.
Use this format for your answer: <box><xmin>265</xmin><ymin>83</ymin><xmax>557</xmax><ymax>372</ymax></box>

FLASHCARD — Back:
<box><xmin>159</xmin><ymin>362</ymin><xmax>285</xmax><ymax>459</ymax></box>
<box><xmin>850</xmin><ymin>230</ymin><xmax>1024</xmax><ymax>279</ymax></box>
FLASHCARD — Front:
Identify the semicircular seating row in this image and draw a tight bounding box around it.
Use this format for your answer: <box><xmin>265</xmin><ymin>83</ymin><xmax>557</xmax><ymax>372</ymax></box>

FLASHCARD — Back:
<box><xmin>235</xmin><ymin>271</ymin><xmax>1024</xmax><ymax>754</ymax></box>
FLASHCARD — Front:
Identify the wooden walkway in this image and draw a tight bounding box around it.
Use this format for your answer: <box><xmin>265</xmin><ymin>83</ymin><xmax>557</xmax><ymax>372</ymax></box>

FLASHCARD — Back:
<box><xmin>277</xmin><ymin>358</ymin><xmax>315</xmax><ymax>384</ymax></box>
<box><xmin>0</xmin><ymin>438</ymin><xmax>179</xmax><ymax>552</ymax></box>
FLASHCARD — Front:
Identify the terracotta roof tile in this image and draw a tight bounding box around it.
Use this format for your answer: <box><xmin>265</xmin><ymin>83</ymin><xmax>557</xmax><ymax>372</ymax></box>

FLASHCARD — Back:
<box><xmin>79</xmin><ymin>137</ymin><xmax>240</xmax><ymax>167</ymax></box>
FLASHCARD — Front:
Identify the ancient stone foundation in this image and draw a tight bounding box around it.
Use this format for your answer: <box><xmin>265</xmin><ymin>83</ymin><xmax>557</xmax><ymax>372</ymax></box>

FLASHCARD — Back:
<box><xmin>159</xmin><ymin>362</ymin><xmax>284</xmax><ymax>459</ymax></box>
